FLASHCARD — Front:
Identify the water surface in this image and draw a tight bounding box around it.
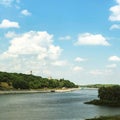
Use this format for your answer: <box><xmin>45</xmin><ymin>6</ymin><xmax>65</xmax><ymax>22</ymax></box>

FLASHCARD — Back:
<box><xmin>0</xmin><ymin>89</ymin><xmax>120</xmax><ymax>120</ymax></box>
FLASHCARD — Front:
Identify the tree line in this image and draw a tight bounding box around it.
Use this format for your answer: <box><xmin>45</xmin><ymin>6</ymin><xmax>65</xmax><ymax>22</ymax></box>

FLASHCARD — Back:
<box><xmin>0</xmin><ymin>71</ymin><xmax>78</xmax><ymax>90</ymax></box>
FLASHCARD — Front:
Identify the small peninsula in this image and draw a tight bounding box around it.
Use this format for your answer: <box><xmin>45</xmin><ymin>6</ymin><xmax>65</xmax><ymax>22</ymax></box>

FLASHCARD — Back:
<box><xmin>86</xmin><ymin>115</ymin><xmax>120</xmax><ymax>120</ymax></box>
<box><xmin>85</xmin><ymin>85</ymin><xmax>120</xmax><ymax>107</ymax></box>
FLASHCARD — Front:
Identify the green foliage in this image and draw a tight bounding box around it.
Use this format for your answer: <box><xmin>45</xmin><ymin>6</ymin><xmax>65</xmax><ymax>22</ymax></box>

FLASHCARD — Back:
<box><xmin>12</xmin><ymin>80</ymin><xmax>29</xmax><ymax>89</ymax></box>
<box><xmin>85</xmin><ymin>85</ymin><xmax>120</xmax><ymax>107</ymax></box>
<box><xmin>0</xmin><ymin>71</ymin><xmax>77</xmax><ymax>90</ymax></box>
<box><xmin>98</xmin><ymin>85</ymin><xmax>120</xmax><ymax>101</ymax></box>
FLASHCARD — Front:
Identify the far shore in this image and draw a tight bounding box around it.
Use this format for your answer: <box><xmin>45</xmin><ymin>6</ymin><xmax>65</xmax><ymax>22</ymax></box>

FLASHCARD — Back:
<box><xmin>0</xmin><ymin>88</ymin><xmax>80</xmax><ymax>95</ymax></box>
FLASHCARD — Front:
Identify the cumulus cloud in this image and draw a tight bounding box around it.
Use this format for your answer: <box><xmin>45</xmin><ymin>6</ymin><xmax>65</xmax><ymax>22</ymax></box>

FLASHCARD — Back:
<box><xmin>108</xmin><ymin>56</ymin><xmax>120</xmax><ymax>61</ymax></box>
<box><xmin>59</xmin><ymin>35</ymin><xmax>71</xmax><ymax>40</ymax></box>
<box><xmin>74</xmin><ymin>57</ymin><xmax>86</xmax><ymax>62</ymax></box>
<box><xmin>0</xmin><ymin>19</ymin><xmax>20</xmax><ymax>28</ymax></box>
<box><xmin>116</xmin><ymin>0</ymin><xmax>120</xmax><ymax>4</ymax></box>
<box><xmin>73</xmin><ymin>66</ymin><xmax>83</xmax><ymax>72</ymax></box>
<box><xmin>2</xmin><ymin>31</ymin><xmax>62</xmax><ymax>60</ymax></box>
<box><xmin>75</xmin><ymin>33</ymin><xmax>110</xmax><ymax>46</ymax></box>
<box><xmin>21</xmin><ymin>9</ymin><xmax>31</xmax><ymax>16</ymax></box>
<box><xmin>110</xmin><ymin>24</ymin><xmax>120</xmax><ymax>30</ymax></box>
<box><xmin>0</xmin><ymin>31</ymin><xmax>64</xmax><ymax>76</ymax></box>
<box><xmin>109</xmin><ymin>0</ymin><xmax>120</xmax><ymax>21</ymax></box>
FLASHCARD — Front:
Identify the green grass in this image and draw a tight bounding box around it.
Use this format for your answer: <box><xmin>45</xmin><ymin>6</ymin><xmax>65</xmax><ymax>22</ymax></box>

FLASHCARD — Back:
<box><xmin>85</xmin><ymin>99</ymin><xmax>120</xmax><ymax>107</ymax></box>
<box><xmin>86</xmin><ymin>115</ymin><xmax>120</xmax><ymax>120</ymax></box>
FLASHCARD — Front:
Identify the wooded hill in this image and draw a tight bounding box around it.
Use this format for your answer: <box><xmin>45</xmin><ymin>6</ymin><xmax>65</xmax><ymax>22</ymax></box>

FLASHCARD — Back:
<box><xmin>0</xmin><ymin>71</ymin><xmax>78</xmax><ymax>90</ymax></box>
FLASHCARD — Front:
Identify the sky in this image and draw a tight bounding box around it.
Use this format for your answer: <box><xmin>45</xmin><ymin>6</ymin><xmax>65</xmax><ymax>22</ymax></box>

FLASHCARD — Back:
<box><xmin>0</xmin><ymin>0</ymin><xmax>120</xmax><ymax>85</ymax></box>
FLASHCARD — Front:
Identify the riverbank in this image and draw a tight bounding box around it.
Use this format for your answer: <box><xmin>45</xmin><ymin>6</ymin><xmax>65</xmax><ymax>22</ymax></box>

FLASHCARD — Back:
<box><xmin>0</xmin><ymin>88</ymin><xmax>80</xmax><ymax>94</ymax></box>
<box><xmin>86</xmin><ymin>115</ymin><xmax>120</xmax><ymax>120</ymax></box>
<box><xmin>85</xmin><ymin>99</ymin><xmax>120</xmax><ymax>107</ymax></box>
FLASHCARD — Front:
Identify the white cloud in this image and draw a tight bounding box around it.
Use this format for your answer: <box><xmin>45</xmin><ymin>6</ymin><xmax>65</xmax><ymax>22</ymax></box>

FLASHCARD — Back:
<box><xmin>0</xmin><ymin>19</ymin><xmax>20</xmax><ymax>28</ymax></box>
<box><xmin>109</xmin><ymin>0</ymin><xmax>120</xmax><ymax>21</ymax></box>
<box><xmin>0</xmin><ymin>0</ymin><xmax>20</xmax><ymax>7</ymax></box>
<box><xmin>75</xmin><ymin>33</ymin><xmax>110</xmax><ymax>46</ymax></box>
<box><xmin>73</xmin><ymin>66</ymin><xmax>83</xmax><ymax>72</ymax></box>
<box><xmin>74</xmin><ymin>57</ymin><xmax>86</xmax><ymax>62</ymax></box>
<box><xmin>106</xmin><ymin>64</ymin><xmax>117</xmax><ymax>68</ymax></box>
<box><xmin>0</xmin><ymin>0</ymin><xmax>13</xmax><ymax>7</ymax></box>
<box><xmin>21</xmin><ymin>9</ymin><xmax>31</xmax><ymax>16</ymax></box>
<box><xmin>89</xmin><ymin>69</ymin><xmax>112</xmax><ymax>76</ymax></box>
<box><xmin>52</xmin><ymin>60</ymin><xmax>67</xmax><ymax>66</ymax></box>
<box><xmin>90</xmin><ymin>70</ymin><xmax>103</xmax><ymax>76</ymax></box>
<box><xmin>116</xmin><ymin>0</ymin><xmax>120</xmax><ymax>4</ymax></box>
<box><xmin>5</xmin><ymin>31</ymin><xmax>16</xmax><ymax>38</ymax></box>
<box><xmin>108</xmin><ymin>56</ymin><xmax>120</xmax><ymax>61</ymax></box>
<box><xmin>110</xmin><ymin>24</ymin><xmax>120</xmax><ymax>30</ymax></box>
<box><xmin>0</xmin><ymin>31</ymin><xmax>64</xmax><ymax>77</ymax></box>
<box><xmin>2</xmin><ymin>31</ymin><xmax>62</xmax><ymax>60</ymax></box>
<box><xmin>59</xmin><ymin>35</ymin><xmax>71</xmax><ymax>40</ymax></box>
<box><xmin>48</xmin><ymin>45</ymin><xmax>62</xmax><ymax>60</ymax></box>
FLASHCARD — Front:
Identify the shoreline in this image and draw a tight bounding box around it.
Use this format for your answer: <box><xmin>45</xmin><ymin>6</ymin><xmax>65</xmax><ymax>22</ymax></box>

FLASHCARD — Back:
<box><xmin>0</xmin><ymin>88</ymin><xmax>80</xmax><ymax>95</ymax></box>
<box><xmin>86</xmin><ymin>115</ymin><xmax>120</xmax><ymax>120</ymax></box>
<box><xmin>85</xmin><ymin>99</ymin><xmax>120</xmax><ymax>107</ymax></box>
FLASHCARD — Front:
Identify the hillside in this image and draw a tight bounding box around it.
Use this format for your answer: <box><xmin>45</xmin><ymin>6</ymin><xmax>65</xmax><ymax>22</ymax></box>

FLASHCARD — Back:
<box><xmin>0</xmin><ymin>71</ymin><xmax>78</xmax><ymax>90</ymax></box>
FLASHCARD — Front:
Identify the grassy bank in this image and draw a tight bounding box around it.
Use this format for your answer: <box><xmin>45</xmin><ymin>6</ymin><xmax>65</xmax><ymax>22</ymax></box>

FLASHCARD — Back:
<box><xmin>85</xmin><ymin>99</ymin><xmax>120</xmax><ymax>107</ymax></box>
<box><xmin>86</xmin><ymin>115</ymin><xmax>120</xmax><ymax>120</ymax></box>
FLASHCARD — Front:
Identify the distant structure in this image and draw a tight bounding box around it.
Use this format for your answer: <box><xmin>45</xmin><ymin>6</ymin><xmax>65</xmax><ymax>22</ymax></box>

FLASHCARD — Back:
<box><xmin>30</xmin><ymin>71</ymin><xmax>32</xmax><ymax>75</ymax></box>
<box><xmin>48</xmin><ymin>76</ymin><xmax>52</xmax><ymax>80</ymax></box>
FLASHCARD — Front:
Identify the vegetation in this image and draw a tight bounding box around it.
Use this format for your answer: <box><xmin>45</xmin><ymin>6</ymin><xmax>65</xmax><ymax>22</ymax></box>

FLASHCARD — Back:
<box><xmin>0</xmin><ymin>71</ymin><xmax>78</xmax><ymax>90</ymax></box>
<box><xmin>85</xmin><ymin>85</ymin><xmax>120</xmax><ymax>107</ymax></box>
<box><xmin>86</xmin><ymin>115</ymin><xmax>120</xmax><ymax>120</ymax></box>
<box><xmin>80</xmin><ymin>84</ymin><xmax>118</xmax><ymax>88</ymax></box>
<box><xmin>98</xmin><ymin>85</ymin><xmax>120</xmax><ymax>101</ymax></box>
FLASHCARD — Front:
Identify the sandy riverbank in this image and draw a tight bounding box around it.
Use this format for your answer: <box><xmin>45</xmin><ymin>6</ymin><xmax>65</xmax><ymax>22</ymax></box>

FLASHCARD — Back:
<box><xmin>0</xmin><ymin>88</ymin><xmax>80</xmax><ymax>95</ymax></box>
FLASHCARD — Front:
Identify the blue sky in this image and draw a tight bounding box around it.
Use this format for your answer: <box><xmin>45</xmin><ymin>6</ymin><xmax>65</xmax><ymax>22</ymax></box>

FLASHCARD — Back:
<box><xmin>0</xmin><ymin>0</ymin><xmax>120</xmax><ymax>85</ymax></box>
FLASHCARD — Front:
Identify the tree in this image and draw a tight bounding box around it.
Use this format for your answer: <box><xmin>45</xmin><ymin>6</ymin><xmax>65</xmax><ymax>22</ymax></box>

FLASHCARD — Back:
<box><xmin>98</xmin><ymin>85</ymin><xmax>120</xmax><ymax>101</ymax></box>
<box><xmin>12</xmin><ymin>80</ymin><xmax>29</xmax><ymax>89</ymax></box>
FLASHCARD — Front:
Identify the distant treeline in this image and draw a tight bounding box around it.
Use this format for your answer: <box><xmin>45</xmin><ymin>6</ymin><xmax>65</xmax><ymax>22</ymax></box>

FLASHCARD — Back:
<box><xmin>0</xmin><ymin>71</ymin><xmax>78</xmax><ymax>90</ymax></box>
<box><xmin>80</xmin><ymin>84</ymin><xmax>118</xmax><ymax>88</ymax></box>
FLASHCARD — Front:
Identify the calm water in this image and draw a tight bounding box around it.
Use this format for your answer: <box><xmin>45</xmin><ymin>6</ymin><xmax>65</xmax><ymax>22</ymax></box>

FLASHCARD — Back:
<box><xmin>0</xmin><ymin>89</ymin><xmax>120</xmax><ymax>120</ymax></box>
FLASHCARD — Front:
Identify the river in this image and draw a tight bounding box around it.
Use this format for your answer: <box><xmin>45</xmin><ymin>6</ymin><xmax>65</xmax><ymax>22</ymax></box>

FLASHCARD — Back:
<box><xmin>0</xmin><ymin>89</ymin><xmax>120</xmax><ymax>120</ymax></box>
